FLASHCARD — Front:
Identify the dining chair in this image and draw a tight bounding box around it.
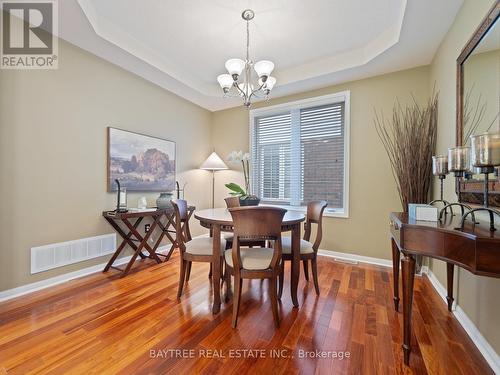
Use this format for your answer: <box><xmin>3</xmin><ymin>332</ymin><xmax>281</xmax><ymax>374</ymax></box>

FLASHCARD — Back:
<box><xmin>224</xmin><ymin>196</ymin><xmax>240</xmax><ymax>208</ymax></box>
<box><xmin>224</xmin><ymin>206</ymin><xmax>286</xmax><ymax>328</ymax></box>
<box><xmin>278</xmin><ymin>200</ymin><xmax>328</xmax><ymax>297</ymax></box>
<box><xmin>223</xmin><ymin>197</ymin><xmax>266</xmax><ymax>250</ymax></box>
<box><xmin>171</xmin><ymin>199</ymin><xmax>226</xmax><ymax>298</ymax></box>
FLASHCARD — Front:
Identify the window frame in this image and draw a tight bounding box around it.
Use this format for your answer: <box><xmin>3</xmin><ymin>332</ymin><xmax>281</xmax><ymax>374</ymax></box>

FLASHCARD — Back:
<box><xmin>249</xmin><ymin>91</ymin><xmax>350</xmax><ymax>218</ymax></box>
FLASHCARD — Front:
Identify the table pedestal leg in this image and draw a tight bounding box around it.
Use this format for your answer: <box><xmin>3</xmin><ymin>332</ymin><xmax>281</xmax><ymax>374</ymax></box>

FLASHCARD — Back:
<box><xmin>446</xmin><ymin>263</ymin><xmax>454</xmax><ymax>312</ymax></box>
<box><xmin>291</xmin><ymin>223</ymin><xmax>301</xmax><ymax>308</ymax></box>
<box><xmin>401</xmin><ymin>253</ymin><xmax>415</xmax><ymax>366</ymax></box>
<box><xmin>212</xmin><ymin>224</ymin><xmax>222</xmax><ymax>314</ymax></box>
<box><xmin>391</xmin><ymin>238</ymin><xmax>400</xmax><ymax>311</ymax></box>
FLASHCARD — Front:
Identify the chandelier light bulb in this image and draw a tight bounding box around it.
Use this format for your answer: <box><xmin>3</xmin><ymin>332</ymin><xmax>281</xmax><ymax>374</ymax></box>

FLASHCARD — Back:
<box><xmin>254</xmin><ymin>60</ymin><xmax>274</xmax><ymax>79</ymax></box>
<box><xmin>225</xmin><ymin>58</ymin><xmax>245</xmax><ymax>78</ymax></box>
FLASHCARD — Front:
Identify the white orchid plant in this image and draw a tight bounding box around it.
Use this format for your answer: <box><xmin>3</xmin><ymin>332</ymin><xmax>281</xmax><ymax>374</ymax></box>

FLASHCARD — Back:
<box><xmin>225</xmin><ymin>150</ymin><xmax>254</xmax><ymax>199</ymax></box>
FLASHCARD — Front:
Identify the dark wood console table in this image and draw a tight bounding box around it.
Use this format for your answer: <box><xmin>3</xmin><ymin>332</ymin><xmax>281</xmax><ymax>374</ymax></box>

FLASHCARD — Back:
<box><xmin>102</xmin><ymin>206</ymin><xmax>194</xmax><ymax>276</ymax></box>
<box><xmin>389</xmin><ymin>212</ymin><xmax>500</xmax><ymax>365</ymax></box>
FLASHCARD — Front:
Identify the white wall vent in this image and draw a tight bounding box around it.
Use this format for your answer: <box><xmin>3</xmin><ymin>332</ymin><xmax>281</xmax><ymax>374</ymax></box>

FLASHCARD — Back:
<box><xmin>31</xmin><ymin>233</ymin><xmax>116</xmax><ymax>274</ymax></box>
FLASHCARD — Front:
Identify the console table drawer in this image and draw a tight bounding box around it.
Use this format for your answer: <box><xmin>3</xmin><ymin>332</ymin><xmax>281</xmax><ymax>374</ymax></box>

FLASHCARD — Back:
<box><xmin>403</xmin><ymin>227</ymin><xmax>444</xmax><ymax>255</ymax></box>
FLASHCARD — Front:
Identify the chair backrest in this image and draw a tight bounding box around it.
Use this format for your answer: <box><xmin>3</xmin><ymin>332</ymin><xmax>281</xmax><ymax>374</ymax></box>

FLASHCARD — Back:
<box><xmin>304</xmin><ymin>200</ymin><xmax>328</xmax><ymax>251</ymax></box>
<box><xmin>171</xmin><ymin>199</ymin><xmax>192</xmax><ymax>243</ymax></box>
<box><xmin>224</xmin><ymin>196</ymin><xmax>240</xmax><ymax>208</ymax></box>
<box><xmin>229</xmin><ymin>206</ymin><xmax>286</xmax><ymax>271</ymax></box>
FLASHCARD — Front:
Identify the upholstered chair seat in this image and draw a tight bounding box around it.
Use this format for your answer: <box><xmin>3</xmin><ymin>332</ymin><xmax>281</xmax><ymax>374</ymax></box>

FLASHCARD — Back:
<box><xmin>281</xmin><ymin>237</ymin><xmax>314</xmax><ymax>254</ymax></box>
<box><xmin>186</xmin><ymin>237</ymin><xmax>226</xmax><ymax>256</ymax></box>
<box><xmin>224</xmin><ymin>248</ymin><xmax>274</xmax><ymax>270</ymax></box>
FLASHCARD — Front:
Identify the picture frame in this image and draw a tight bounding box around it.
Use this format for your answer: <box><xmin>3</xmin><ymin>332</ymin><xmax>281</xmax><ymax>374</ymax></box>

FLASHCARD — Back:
<box><xmin>107</xmin><ymin>127</ymin><xmax>176</xmax><ymax>192</ymax></box>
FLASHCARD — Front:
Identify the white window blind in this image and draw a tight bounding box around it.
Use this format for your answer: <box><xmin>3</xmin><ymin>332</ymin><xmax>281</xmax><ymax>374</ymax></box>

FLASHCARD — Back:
<box><xmin>250</xmin><ymin>93</ymin><xmax>349</xmax><ymax>215</ymax></box>
<box><xmin>300</xmin><ymin>103</ymin><xmax>345</xmax><ymax>207</ymax></box>
<box><xmin>252</xmin><ymin>113</ymin><xmax>292</xmax><ymax>203</ymax></box>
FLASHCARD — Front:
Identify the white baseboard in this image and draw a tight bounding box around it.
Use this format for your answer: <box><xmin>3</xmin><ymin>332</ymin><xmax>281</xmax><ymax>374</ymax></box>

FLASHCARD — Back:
<box><xmin>424</xmin><ymin>267</ymin><xmax>456</xmax><ymax>309</ymax></box>
<box><xmin>424</xmin><ymin>268</ymin><xmax>500</xmax><ymax>374</ymax></box>
<box><xmin>0</xmin><ymin>245</ymin><xmax>171</xmax><ymax>302</ymax></box>
<box><xmin>318</xmin><ymin>249</ymin><xmax>392</xmax><ymax>268</ymax></box>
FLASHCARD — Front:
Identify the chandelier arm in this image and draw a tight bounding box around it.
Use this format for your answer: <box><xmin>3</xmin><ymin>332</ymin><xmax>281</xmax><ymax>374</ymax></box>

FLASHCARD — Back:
<box><xmin>234</xmin><ymin>81</ymin><xmax>247</xmax><ymax>98</ymax></box>
<box><xmin>224</xmin><ymin>91</ymin><xmax>244</xmax><ymax>99</ymax></box>
<box><xmin>251</xmin><ymin>90</ymin><xmax>266</xmax><ymax>99</ymax></box>
<box><xmin>250</xmin><ymin>82</ymin><xmax>267</xmax><ymax>97</ymax></box>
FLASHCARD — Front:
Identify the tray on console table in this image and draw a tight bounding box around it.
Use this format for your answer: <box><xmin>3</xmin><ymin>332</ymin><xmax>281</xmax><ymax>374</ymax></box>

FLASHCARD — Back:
<box><xmin>389</xmin><ymin>212</ymin><xmax>500</xmax><ymax>366</ymax></box>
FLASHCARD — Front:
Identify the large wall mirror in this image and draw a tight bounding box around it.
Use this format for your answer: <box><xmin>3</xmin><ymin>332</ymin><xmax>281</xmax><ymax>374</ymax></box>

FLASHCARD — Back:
<box><xmin>456</xmin><ymin>2</ymin><xmax>500</xmax><ymax>207</ymax></box>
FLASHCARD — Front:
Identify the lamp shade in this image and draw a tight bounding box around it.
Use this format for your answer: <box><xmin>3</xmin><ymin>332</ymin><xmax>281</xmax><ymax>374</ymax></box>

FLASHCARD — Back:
<box><xmin>200</xmin><ymin>152</ymin><xmax>228</xmax><ymax>170</ymax></box>
<box><xmin>225</xmin><ymin>58</ymin><xmax>245</xmax><ymax>76</ymax></box>
<box><xmin>264</xmin><ymin>76</ymin><xmax>276</xmax><ymax>90</ymax></box>
<box><xmin>217</xmin><ymin>74</ymin><xmax>233</xmax><ymax>90</ymax></box>
<box><xmin>254</xmin><ymin>60</ymin><xmax>274</xmax><ymax>78</ymax></box>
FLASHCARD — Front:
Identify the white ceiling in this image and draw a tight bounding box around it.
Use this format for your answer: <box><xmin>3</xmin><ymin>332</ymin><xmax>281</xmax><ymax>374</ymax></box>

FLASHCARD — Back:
<box><xmin>56</xmin><ymin>0</ymin><xmax>464</xmax><ymax>111</ymax></box>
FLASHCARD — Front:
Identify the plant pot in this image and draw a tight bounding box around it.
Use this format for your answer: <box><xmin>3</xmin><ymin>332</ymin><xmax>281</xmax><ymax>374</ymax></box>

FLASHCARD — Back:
<box><xmin>239</xmin><ymin>196</ymin><xmax>260</xmax><ymax>206</ymax></box>
<box><xmin>156</xmin><ymin>192</ymin><xmax>173</xmax><ymax>209</ymax></box>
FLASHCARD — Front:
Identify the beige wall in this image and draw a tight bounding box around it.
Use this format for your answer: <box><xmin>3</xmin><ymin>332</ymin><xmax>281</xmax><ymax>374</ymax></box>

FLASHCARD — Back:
<box><xmin>212</xmin><ymin>66</ymin><xmax>431</xmax><ymax>260</ymax></box>
<box><xmin>0</xmin><ymin>38</ymin><xmax>214</xmax><ymax>291</ymax></box>
<box><xmin>429</xmin><ymin>0</ymin><xmax>500</xmax><ymax>354</ymax></box>
<box><xmin>464</xmin><ymin>49</ymin><xmax>500</xmax><ymax>135</ymax></box>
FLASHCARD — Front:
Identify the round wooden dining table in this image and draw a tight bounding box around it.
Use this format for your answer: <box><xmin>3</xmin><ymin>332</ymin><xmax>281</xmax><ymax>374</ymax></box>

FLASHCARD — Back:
<box><xmin>194</xmin><ymin>208</ymin><xmax>305</xmax><ymax>314</ymax></box>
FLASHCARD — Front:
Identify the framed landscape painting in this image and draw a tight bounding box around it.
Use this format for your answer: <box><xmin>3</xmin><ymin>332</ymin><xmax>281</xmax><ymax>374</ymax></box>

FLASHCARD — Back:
<box><xmin>107</xmin><ymin>127</ymin><xmax>176</xmax><ymax>192</ymax></box>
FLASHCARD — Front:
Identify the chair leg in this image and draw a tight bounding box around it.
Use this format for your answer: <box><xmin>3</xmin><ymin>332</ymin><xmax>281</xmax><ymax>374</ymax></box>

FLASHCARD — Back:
<box><xmin>177</xmin><ymin>259</ymin><xmax>187</xmax><ymax>299</ymax></box>
<box><xmin>232</xmin><ymin>274</ymin><xmax>242</xmax><ymax>328</ymax></box>
<box><xmin>303</xmin><ymin>259</ymin><xmax>309</xmax><ymax>281</ymax></box>
<box><xmin>278</xmin><ymin>260</ymin><xmax>284</xmax><ymax>300</ymax></box>
<box><xmin>311</xmin><ymin>257</ymin><xmax>320</xmax><ymax>296</ymax></box>
<box><xmin>220</xmin><ymin>258</ymin><xmax>224</xmax><ymax>281</ymax></box>
<box><xmin>185</xmin><ymin>261</ymin><xmax>192</xmax><ymax>282</ymax></box>
<box><xmin>224</xmin><ymin>267</ymin><xmax>232</xmax><ymax>303</ymax></box>
<box><xmin>269</xmin><ymin>276</ymin><xmax>280</xmax><ymax>328</ymax></box>
<box><xmin>208</xmin><ymin>263</ymin><xmax>212</xmax><ymax>278</ymax></box>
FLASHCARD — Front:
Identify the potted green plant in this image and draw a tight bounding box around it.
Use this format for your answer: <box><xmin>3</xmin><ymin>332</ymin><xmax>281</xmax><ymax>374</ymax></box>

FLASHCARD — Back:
<box><xmin>225</xmin><ymin>151</ymin><xmax>260</xmax><ymax>206</ymax></box>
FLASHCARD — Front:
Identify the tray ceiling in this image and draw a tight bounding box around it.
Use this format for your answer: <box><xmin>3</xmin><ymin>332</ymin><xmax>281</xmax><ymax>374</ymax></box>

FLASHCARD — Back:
<box><xmin>55</xmin><ymin>0</ymin><xmax>463</xmax><ymax>111</ymax></box>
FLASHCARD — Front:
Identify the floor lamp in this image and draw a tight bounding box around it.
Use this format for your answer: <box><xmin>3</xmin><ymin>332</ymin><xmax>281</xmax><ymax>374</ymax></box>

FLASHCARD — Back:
<box><xmin>200</xmin><ymin>152</ymin><xmax>228</xmax><ymax>208</ymax></box>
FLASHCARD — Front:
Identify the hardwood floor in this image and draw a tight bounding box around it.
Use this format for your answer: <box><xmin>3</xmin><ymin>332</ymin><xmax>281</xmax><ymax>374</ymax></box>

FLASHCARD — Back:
<box><xmin>0</xmin><ymin>254</ymin><xmax>493</xmax><ymax>375</ymax></box>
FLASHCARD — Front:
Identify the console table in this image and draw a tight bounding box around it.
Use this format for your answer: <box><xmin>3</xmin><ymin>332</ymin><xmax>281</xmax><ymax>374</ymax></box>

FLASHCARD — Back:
<box><xmin>102</xmin><ymin>206</ymin><xmax>194</xmax><ymax>276</ymax></box>
<box><xmin>389</xmin><ymin>212</ymin><xmax>500</xmax><ymax>365</ymax></box>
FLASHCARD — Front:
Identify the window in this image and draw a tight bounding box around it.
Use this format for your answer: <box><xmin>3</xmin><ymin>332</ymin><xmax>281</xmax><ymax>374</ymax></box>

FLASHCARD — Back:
<box><xmin>250</xmin><ymin>92</ymin><xmax>350</xmax><ymax>217</ymax></box>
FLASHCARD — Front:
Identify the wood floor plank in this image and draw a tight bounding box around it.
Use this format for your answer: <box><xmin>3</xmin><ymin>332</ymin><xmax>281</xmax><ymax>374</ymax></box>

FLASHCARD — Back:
<box><xmin>0</xmin><ymin>255</ymin><xmax>494</xmax><ymax>375</ymax></box>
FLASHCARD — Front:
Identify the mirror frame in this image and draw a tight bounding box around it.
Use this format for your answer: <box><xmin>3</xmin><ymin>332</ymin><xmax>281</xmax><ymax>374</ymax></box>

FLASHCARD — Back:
<box><xmin>456</xmin><ymin>1</ymin><xmax>500</xmax><ymax>207</ymax></box>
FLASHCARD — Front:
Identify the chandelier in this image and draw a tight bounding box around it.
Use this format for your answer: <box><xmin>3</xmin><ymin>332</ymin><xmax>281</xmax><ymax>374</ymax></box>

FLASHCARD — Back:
<box><xmin>216</xmin><ymin>9</ymin><xmax>276</xmax><ymax>107</ymax></box>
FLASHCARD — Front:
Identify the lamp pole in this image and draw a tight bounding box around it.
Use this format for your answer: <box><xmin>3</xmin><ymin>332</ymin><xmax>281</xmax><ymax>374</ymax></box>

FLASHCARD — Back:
<box><xmin>211</xmin><ymin>170</ymin><xmax>215</xmax><ymax>209</ymax></box>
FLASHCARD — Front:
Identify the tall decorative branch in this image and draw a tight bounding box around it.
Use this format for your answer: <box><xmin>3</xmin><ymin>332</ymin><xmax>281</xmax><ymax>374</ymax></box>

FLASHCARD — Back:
<box><xmin>463</xmin><ymin>84</ymin><xmax>487</xmax><ymax>145</ymax></box>
<box><xmin>374</xmin><ymin>92</ymin><xmax>438</xmax><ymax>212</ymax></box>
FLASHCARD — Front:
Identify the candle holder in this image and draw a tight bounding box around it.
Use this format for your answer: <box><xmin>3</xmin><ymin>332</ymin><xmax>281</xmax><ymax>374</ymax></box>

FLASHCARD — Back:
<box><xmin>114</xmin><ymin>179</ymin><xmax>128</xmax><ymax>213</ymax></box>
<box><xmin>459</xmin><ymin>133</ymin><xmax>500</xmax><ymax>232</ymax></box>
<box><xmin>439</xmin><ymin>146</ymin><xmax>474</xmax><ymax>218</ymax></box>
<box><xmin>429</xmin><ymin>155</ymin><xmax>450</xmax><ymax>211</ymax></box>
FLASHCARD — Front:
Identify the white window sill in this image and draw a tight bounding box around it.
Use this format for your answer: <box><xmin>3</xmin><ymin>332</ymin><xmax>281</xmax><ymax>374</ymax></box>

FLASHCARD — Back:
<box><xmin>259</xmin><ymin>203</ymin><xmax>349</xmax><ymax>219</ymax></box>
